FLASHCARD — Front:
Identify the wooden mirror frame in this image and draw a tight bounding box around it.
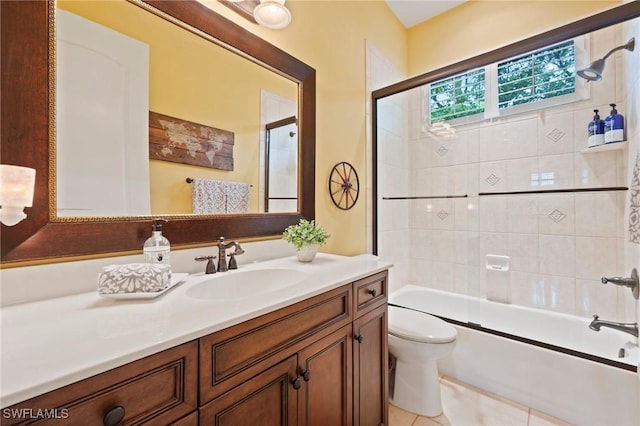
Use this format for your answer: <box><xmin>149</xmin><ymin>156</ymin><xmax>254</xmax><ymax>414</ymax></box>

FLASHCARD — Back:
<box><xmin>0</xmin><ymin>0</ymin><xmax>316</xmax><ymax>264</ymax></box>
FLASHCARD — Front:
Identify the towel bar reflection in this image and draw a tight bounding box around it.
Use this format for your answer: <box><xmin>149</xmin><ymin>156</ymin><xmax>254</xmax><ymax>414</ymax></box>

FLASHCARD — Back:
<box><xmin>186</xmin><ymin>177</ymin><xmax>252</xmax><ymax>187</ymax></box>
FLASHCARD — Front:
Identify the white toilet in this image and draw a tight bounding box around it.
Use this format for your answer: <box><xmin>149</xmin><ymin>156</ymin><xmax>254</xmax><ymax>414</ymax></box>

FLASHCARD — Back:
<box><xmin>388</xmin><ymin>305</ymin><xmax>457</xmax><ymax>417</ymax></box>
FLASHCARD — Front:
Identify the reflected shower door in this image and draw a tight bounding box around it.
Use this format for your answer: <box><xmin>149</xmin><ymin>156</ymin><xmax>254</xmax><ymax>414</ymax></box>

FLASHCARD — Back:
<box><xmin>265</xmin><ymin>117</ymin><xmax>298</xmax><ymax>212</ymax></box>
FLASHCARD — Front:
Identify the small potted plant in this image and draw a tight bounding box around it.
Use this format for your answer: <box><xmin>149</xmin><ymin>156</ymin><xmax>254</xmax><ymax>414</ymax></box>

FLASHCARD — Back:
<box><xmin>283</xmin><ymin>219</ymin><xmax>330</xmax><ymax>262</ymax></box>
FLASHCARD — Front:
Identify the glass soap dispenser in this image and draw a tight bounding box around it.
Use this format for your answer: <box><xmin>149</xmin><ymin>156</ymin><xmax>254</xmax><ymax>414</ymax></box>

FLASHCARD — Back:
<box><xmin>143</xmin><ymin>218</ymin><xmax>171</xmax><ymax>265</ymax></box>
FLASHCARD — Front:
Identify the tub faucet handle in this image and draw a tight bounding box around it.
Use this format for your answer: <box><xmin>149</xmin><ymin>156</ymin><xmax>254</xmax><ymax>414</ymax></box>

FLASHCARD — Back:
<box><xmin>601</xmin><ymin>268</ymin><xmax>639</xmax><ymax>300</ymax></box>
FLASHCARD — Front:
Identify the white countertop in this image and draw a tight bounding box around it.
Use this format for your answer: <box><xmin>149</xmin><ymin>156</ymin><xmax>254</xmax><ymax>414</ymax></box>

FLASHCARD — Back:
<box><xmin>0</xmin><ymin>253</ymin><xmax>392</xmax><ymax>407</ymax></box>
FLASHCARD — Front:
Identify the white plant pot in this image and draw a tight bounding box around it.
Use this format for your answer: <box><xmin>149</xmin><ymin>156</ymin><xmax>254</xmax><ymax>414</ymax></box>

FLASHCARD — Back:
<box><xmin>296</xmin><ymin>244</ymin><xmax>319</xmax><ymax>262</ymax></box>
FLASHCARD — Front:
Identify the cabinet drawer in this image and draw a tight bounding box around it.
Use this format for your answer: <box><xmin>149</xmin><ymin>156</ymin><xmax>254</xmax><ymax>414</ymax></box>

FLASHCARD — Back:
<box><xmin>3</xmin><ymin>341</ymin><xmax>198</xmax><ymax>426</ymax></box>
<box><xmin>353</xmin><ymin>271</ymin><xmax>388</xmax><ymax>317</ymax></box>
<box><xmin>200</xmin><ymin>284</ymin><xmax>352</xmax><ymax>403</ymax></box>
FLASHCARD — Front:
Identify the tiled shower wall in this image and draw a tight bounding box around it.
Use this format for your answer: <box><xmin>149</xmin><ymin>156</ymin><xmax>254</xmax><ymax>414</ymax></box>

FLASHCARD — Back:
<box><xmin>377</xmin><ymin>20</ymin><xmax>639</xmax><ymax>322</ymax></box>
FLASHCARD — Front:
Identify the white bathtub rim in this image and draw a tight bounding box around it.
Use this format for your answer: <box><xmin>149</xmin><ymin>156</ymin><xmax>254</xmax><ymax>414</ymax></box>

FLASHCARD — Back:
<box><xmin>389</xmin><ymin>284</ymin><xmax>639</xmax><ymax>368</ymax></box>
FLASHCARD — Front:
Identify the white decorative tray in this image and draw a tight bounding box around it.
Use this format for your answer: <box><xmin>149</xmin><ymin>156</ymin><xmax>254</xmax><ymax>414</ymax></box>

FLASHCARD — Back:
<box><xmin>99</xmin><ymin>273</ymin><xmax>189</xmax><ymax>300</ymax></box>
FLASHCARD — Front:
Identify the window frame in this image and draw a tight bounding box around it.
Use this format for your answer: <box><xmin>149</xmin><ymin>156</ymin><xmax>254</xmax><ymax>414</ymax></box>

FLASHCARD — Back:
<box><xmin>423</xmin><ymin>34</ymin><xmax>591</xmax><ymax>130</ymax></box>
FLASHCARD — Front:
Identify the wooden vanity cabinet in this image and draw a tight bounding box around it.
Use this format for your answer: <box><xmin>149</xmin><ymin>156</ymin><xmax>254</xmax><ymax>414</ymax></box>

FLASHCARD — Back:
<box><xmin>198</xmin><ymin>284</ymin><xmax>354</xmax><ymax>425</ymax></box>
<box><xmin>199</xmin><ymin>272</ymin><xmax>389</xmax><ymax>426</ymax></box>
<box><xmin>199</xmin><ymin>324</ymin><xmax>354</xmax><ymax>426</ymax></box>
<box><xmin>198</xmin><ymin>284</ymin><xmax>353</xmax><ymax>404</ymax></box>
<box><xmin>3</xmin><ymin>271</ymin><xmax>389</xmax><ymax>426</ymax></box>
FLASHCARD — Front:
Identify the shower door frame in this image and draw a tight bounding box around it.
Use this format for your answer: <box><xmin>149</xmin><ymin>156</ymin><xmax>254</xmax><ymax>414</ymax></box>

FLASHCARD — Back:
<box><xmin>264</xmin><ymin>115</ymin><xmax>298</xmax><ymax>213</ymax></box>
<box><xmin>372</xmin><ymin>1</ymin><xmax>639</xmax><ymax>253</ymax></box>
<box><xmin>372</xmin><ymin>1</ymin><xmax>640</xmax><ymax>372</ymax></box>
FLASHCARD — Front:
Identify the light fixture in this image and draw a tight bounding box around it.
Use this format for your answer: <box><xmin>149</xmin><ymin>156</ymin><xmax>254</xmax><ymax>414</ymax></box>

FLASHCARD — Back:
<box><xmin>0</xmin><ymin>164</ymin><xmax>36</xmax><ymax>226</ymax></box>
<box><xmin>219</xmin><ymin>0</ymin><xmax>291</xmax><ymax>29</ymax></box>
<box><xmin>253</xmin><ymin>0</ymin><xmax>291</xmax><ymax>29</ymax></box>
<box><xmin>577</xmin><ymin>37</ymin><xmax>635</xmax><ymax>82</ymax></box>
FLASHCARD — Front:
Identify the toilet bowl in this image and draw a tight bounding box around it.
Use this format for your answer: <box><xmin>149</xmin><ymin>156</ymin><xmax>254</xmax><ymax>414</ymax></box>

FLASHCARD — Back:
<box><xmin>388</xmin><ymin>305</ymin><xmax>457</xmax><ymax>417</ymax></box>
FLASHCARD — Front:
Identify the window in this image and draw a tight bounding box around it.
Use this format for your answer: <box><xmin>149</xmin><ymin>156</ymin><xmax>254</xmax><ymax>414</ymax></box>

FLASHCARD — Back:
<box><xmin>429</xmin><ymin>68</ymin><xmax>485</xmax><ymax>122</ymax></box>
<box><xmin>427</xmin><ymin>39</ymin><xmax>580</xmax><ymax>126</ymax></box>
<box><xmin>497</xmin><ymin>40</ymin><xmax>576</xmax><ymax>109</ymax></box>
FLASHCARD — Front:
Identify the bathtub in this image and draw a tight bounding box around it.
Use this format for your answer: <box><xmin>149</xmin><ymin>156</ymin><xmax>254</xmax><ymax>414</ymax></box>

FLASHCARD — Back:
<box><xmin>389</xmin><ymin>285</ymin><xmax>639</xmax><ymax>426</ymax></box>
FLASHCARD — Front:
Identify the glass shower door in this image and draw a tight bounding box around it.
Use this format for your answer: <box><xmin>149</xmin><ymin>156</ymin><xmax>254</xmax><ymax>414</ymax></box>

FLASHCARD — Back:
<box><xmin>265</xmin><ymin>117</ymin><xmax>298</xmax><ymax>212</ymax></box>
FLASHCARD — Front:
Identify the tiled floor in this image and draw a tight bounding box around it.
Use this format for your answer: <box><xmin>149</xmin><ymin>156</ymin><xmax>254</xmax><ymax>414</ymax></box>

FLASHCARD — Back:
<box><xmin>389</xmin><ymin>375</ymin><xmax>573</xmax><ymax>426</ymax></box>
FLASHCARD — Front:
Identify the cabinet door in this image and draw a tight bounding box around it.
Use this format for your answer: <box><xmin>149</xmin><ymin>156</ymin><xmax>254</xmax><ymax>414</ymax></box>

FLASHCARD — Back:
<box><xmin>298</xmin><ymin>324</ymin><xmax>353</xmax><ymax>426</ymax></box>
<box><xmin>199</xmin><ymin>355</ymin><xmax>298</xmax><ymax>426</ymax></box>
<box><xmin>353</xmin><ymin>305</ymin><xmax>388</xmax><ymax>426</ymax></box>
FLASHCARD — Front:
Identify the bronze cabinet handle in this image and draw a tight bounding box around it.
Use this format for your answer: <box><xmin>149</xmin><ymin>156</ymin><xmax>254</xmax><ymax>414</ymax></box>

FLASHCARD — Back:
<box><xmin>103</xmin><ymin>405</ymin><xmax>125</xmax><ymax>426</ymax></box>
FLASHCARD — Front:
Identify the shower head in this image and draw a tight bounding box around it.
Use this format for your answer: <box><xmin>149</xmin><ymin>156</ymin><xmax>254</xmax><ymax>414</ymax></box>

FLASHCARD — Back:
<box><xmin>577</xmin><ymin>37</ymin><xmax>635</xmax><ymax>82</ymax></box>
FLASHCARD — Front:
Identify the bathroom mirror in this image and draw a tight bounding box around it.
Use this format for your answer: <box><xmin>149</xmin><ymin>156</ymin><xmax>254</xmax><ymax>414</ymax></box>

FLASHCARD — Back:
<box><xmin>55</xmin><ymin>0</ymin><xmax>299</xmax><ymax>217</ymax></box>
<box><xmin>0</xmin><ymin>0</ymin><xmax>316</xmax><ymax>263</ymax></box>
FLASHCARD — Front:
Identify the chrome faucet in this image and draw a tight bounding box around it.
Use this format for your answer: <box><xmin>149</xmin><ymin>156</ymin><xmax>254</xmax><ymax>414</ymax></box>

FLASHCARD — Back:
<box><xmin>216</xmin><ymin>237</ymin><xmax>245</xmax><ymax>272</ymax></box>
<box><xmin>589</xmin><ymin>315</ymin><xmax>638</xmax><ymax>337</ymax></box>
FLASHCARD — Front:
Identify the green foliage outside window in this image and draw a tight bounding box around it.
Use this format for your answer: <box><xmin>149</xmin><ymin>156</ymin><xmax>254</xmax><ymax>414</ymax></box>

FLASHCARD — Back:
<box><xmin>428</xmin><ymin>40</ymin><xmax>576</xmax><ymax>124</ymax></box>
<box><xmin>498</xmin><ymin>40</ymin><xmax>576</xmax><ymax>109</ymax></box>
<box><xmin>430</xmin><ymin>69</ymin><xmax>485</xmax><ymax>122</ymax></box>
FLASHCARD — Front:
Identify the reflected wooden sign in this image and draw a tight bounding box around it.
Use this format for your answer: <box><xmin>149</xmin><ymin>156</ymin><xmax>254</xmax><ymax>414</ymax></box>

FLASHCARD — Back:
<box><xmin>149</xmin><ymin>111</ymin><xmax>234</xmax><ymax>171</ymax></box>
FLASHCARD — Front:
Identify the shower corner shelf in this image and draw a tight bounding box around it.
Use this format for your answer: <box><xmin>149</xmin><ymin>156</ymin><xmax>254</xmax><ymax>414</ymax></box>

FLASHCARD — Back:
<box><xmin>580</xmin><ymin>141</ymin><xmax>628</xmax><ymax>154</ymax></box>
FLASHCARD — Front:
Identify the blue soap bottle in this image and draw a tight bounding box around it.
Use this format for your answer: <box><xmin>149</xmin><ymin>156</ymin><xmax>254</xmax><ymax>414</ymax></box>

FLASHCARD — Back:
<box><xmin>587</xmin><ymin>109</ymin><xmax>605</xmax><ymax>147</ymax></box>
<box><xmin>604</xmin><ymin>103</ymin><xmax>624</xmax><ymax>143</ymax></box>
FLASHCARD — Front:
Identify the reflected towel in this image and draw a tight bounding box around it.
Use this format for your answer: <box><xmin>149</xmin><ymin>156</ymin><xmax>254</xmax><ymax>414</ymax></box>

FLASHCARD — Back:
<box><xmin>98</xmin><ymin>263</ymin><xmax>171</xmax><ymax>294</ymax></box>
<box><xmin>225</xmin><ymin>181</ymin><xmax>250</xmax><ymax>213</ymax></box>
<box><xmin>192</xmin><ymin>178</ymin><xmax>226</xmax><ymax>214</ymax></box>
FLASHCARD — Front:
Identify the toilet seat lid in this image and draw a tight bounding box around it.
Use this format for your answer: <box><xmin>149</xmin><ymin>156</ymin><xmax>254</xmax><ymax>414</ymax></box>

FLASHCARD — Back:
<box><xmin>388</xmin><ymin>306</ymin><xmax>457</xmax><ymax>343</ymax></box>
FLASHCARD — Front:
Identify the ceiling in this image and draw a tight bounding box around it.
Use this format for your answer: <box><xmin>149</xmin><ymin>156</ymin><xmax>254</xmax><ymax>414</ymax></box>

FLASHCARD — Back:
<box><xmin>385</xmin><ymin>0</ymin><xmax>467</xmax><ymax>28</ymax></box>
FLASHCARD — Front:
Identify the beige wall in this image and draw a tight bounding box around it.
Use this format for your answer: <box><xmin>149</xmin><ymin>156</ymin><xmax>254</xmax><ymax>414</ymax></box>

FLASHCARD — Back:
<box><xmin>407</xmin><ymin>0</ymin><xmax>622</xmax><ymax>77</ymax></box>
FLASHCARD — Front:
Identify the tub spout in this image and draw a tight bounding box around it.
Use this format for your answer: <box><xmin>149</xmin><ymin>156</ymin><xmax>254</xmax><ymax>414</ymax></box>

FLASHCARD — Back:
<box><xmin>589</xmin><ymin>315</ymin><xmax>638</xmax><ymax>337</ymax></box>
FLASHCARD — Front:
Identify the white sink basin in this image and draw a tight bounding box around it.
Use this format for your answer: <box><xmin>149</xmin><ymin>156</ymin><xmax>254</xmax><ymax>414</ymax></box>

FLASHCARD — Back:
<box><xmin>185</xmin><ymin>268</ymin><xmax>308</xmax><ymax>301</ymax></box>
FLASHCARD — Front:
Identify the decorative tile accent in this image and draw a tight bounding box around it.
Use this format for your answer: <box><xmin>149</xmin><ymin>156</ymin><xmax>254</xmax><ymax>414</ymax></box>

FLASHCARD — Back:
<box><xmin>548</xmin><ymin>209</ymin><xmax>567</xmax><ymax>223</ymax></box>
<box><xmin>437</xmin><ymin>210</ymin><xmax>449</xmax><ymax>220</ymax></box>
<box><xmin>629</xmin><ymin>153</ymin><xmax>640</xmax><ymax>244</ymax></box>
<box><xmin>629</xmin><ymin>205</ymin><xmax>639</xmax><ymax>244</ymax></box>
<box><xmin>485</xmin><ymin>173</ymin><xmax>500</xmax><ymax>186</ymax></box>
<box><xmin>437</xmin><ymin>146</ymin><xmax>448</xmax><ymax>157</ymax></box>
<box><xmin>546</xmin><ymin>128</ymin><xmax>565</xmax><ymax>143</ymax></box>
